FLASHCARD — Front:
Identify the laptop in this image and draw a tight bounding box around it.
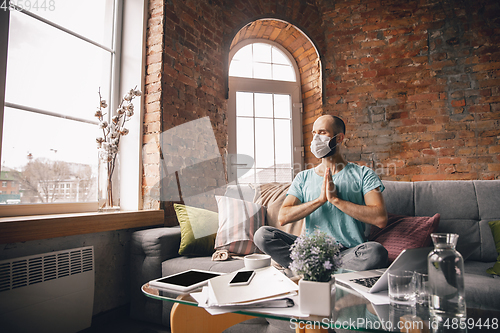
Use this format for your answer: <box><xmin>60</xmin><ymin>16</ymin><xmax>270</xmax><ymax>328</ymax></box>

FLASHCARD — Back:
<box><xmin>335</xmin><ymin>247</ymin><xmax>433</xmax><ymax>293</ymax></box>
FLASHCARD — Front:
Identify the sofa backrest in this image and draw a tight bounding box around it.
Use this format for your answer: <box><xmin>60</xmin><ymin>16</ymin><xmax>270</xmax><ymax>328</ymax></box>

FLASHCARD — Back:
<box><xmin>382</xmin><ymin>180</ymin><xmax>500</xmax><ymax>262</ymax></box>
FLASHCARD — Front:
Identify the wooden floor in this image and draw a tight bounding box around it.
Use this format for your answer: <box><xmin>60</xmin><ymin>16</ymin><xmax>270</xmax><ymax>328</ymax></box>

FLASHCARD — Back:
<box><xmin>78</xmin><ymin>305</ymin><xmax>170</xmax><ymax>333</ymax></box>
<box><xmin>80</xmin><ymin>317</ymin><xmax>170</xmax><ymax>333</ymax></box>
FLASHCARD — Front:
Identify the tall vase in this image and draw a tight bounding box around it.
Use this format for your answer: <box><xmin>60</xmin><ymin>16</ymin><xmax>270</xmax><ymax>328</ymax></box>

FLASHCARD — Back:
<box><xmin>428</xmin><ymin>233</ymin><xmax>466</xmax><ymax>319</ymax></box>
<box><xmin>97</xmin><ymin>150</ymin><xmax>120</xmax><ymax>212</ymax></box>
<box><xmin>299</xmin><ymin>277</ymin><xmax>335</xmax><ymax>317</ymax></box>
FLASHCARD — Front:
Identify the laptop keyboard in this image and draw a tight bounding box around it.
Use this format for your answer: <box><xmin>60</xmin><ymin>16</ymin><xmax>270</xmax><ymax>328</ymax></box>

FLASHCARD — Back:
<box><xmin>350</xmin><ymin>276</ymin><xmax>381</xmax><ymax>288</ymax></box>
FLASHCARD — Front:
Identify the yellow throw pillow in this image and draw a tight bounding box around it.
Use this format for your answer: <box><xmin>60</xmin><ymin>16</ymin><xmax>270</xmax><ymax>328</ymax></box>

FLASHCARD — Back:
<box><xmin>174</xmin><ymin>204</ymin><xmax>218</xmax><ymax>256</ymax></box>
<box><xmin>486</xmin><ymin>220</ymin><xmax>500</xmax><ymax>276</ymax></box>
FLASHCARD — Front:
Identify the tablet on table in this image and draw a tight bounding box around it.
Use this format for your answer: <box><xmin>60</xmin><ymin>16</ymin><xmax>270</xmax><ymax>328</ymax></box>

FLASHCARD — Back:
<box><xmin>149</xmin><ymin>269</ymin><xmax>223</xmax><ymax>292</ymax></box>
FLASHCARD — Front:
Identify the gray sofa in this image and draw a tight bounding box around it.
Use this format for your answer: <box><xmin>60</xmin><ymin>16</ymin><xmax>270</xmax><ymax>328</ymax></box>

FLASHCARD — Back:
<box><xmin>130</xmin><ymin>180</ymin><xmax>500</xmax><ymax>331</ymax></box>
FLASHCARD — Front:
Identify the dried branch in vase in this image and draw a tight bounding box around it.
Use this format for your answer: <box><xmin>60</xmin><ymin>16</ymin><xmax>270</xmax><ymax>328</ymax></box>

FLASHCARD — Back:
<box><xmin>95</xmin><ymin>87</ymin><xmax>141</xmax><ymax>210</ymax></box>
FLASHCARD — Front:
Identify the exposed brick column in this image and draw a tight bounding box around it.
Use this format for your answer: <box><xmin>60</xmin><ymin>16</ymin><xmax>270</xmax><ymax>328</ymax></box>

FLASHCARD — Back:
<box><xmin>142</xmin><ymin>0</ymin><xmax>164</xmax><ymax>210</ymax></box>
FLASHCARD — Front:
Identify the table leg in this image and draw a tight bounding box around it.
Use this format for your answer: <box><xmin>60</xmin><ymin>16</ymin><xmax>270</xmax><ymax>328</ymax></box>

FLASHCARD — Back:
<box><xmin>295</xmin><ymin>326</ymin><xmax>329</xmax><ymax>333</ymax></box>
<box><xmin>170</xmin><ymin>295</ymin><xmax>257</xmax><ymax>333</ymax></box>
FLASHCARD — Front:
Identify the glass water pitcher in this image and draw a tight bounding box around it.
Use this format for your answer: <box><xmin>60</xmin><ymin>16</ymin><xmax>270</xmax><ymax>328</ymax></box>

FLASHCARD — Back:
<box><xmin>427</xmin><ymin>233</ymin><xmax>466</xmax><ymax>318</ymax></box>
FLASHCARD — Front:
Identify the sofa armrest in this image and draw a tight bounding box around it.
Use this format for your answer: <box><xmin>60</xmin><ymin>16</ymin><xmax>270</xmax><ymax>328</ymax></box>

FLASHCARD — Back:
<box><xmin>129</xmin><ymin>226</ymin><xmax>181</xmax><ymax>324</ymax></box>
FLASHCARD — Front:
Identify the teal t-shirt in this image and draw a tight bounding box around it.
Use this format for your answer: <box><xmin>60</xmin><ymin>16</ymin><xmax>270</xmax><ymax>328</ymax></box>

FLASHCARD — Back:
<box><xmin>287</xmin><ymin>163</ymin><xmax>384</xmax><ymax>248</ymax></box>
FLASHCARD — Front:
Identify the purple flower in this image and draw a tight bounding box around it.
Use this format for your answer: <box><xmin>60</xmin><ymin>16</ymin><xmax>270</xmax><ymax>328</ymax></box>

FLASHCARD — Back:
<box><xmin>289</xmin><ymin>229</ymin><xmax>342</xmax><ymax>282</ymax></box>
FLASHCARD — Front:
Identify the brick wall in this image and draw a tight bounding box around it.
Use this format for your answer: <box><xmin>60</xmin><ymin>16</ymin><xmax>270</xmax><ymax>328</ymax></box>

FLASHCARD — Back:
<box><xmin>316</xmin><ymin>0</ymin><xmax>500</xmax><ymax>181</ymax></box>
<box><xmin>143</xmin><ymin>0</ymin><xmax>500</xmax><ymax>219</ymax></box>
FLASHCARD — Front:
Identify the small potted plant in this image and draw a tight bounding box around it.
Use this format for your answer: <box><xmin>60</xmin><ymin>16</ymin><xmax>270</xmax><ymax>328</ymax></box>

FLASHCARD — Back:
<box><xmin>289</xmin><ymin>229</ymin><xmax>342</xmax><ymax>316</ymax></box>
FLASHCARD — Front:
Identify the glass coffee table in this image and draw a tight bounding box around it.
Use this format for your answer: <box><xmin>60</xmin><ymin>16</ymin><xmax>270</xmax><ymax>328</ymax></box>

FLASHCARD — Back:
<box><xmin>142</xmin><ymin>281</ymin><xmax>500</xmax><ymax>333</ymax></box>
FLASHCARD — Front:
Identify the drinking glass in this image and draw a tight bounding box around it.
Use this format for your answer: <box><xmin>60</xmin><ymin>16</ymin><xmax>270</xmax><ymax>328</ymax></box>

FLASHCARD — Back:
<box><xmin>413</xmin><ymin>271</ymin><xmax>429</xmax><ymax>307</ymax></box>
<box><xmin>388</xmin><ymin>271</ymin><xmax>415</xmax><ymax>304</ymax></box>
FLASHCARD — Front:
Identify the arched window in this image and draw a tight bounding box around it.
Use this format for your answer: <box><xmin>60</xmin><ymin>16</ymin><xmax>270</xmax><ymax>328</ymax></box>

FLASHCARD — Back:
<box><xmin>228</xmin><ymin>40</ymin><xmax>302</xmax><ymax>184</ymax></box>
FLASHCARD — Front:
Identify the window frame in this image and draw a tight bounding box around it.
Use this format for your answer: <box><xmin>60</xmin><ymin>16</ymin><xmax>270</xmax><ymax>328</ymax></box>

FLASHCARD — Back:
<box><xmin>227</xmin><ymin>39</ymin><xmax>303</xmax><ymax>184</ymax></box>
<box><xmin>0</xmin><ymin>0</ymin><xmax>146</xmax><ymax>217</ymax></box>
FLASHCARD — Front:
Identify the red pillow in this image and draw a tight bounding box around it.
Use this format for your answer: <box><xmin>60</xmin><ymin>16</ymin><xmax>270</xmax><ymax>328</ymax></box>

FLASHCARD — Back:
<box><xmin>368</xmin><ymin>213</ymin><xmax>440</xmax><ymax>263</ymax></box>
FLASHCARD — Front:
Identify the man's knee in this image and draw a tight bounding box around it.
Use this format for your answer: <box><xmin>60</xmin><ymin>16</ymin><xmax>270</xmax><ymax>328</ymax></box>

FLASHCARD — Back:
<box><xmin>253</xmin><ymin>226</ymin><xmax>275</xmax><ymax>251</ymax></box>
<box><xmin>343</xmin><ymin>241</ymin><xmax>388</xmax><ymax>271</ymax></box>
<box><xmin>361</xmin><ymin>242</ymin><xmax>388</xmax><ymax>269</ymax></box>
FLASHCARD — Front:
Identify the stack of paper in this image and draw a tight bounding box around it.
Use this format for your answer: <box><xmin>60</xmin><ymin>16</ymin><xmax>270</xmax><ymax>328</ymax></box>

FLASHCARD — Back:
<box><xmin>207</xmin><ymin>266</ymin><xmax>298</xmax><ymax>306</ymax></box>
<box><xmin>191</xmin><ymin>266</ymin><xmax>304</xmax><ymax>317</ymax></box>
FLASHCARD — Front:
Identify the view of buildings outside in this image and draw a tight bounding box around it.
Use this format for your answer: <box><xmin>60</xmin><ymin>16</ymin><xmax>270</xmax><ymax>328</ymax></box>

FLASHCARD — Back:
<box><xmin>0</xmin><ymin>156</ymin><xmax>96</xmax><ymax>205</ymax></box>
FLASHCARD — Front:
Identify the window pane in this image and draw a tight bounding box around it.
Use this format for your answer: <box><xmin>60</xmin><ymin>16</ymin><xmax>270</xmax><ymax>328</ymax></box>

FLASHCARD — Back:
<box><xmin>273</xmin><ymin>64</ymin><xmax>295</xmax><ymax>82</ymax></box>
<box><xmin>255</xmin><ymin>168</ymin><xmax>275</xmax><ymax>183</ymax></box>
<box><xmin>275</xmin><ymin>119</ymin><xmax>292</xmax><ymax>167</ymax></box>
<box><xmin>26</xmin><ymin>0</ymin><xmax>115</xmax><ymax>48</ymax></box>
<box><xmin>237</xmin><ymin>168</ymin><xmax>255</xmax><ymax>184</ymax></box>
<box><xmin>6</xmin><ymin>12</ymin><xmax>112</xmax><ymax>122</ymax></box>
<box><xmin>236</xmin><ymin>117</ymin><xmax>254</xmax><ymax>163</ymax></box>
<box><xmin>229</xmin><ymin>59</ymin><xmax>252</xmax><ymax>78</ymax></box>
<box><xmin>236</xmin><ymin>92</ymin><xmax>254</xmax><ymax>117</ymax></box>
<box><xmin>232</xmin><ymin>45</ymin><xmax>252</xmax><ymax>62</ymax></box>
<box><xmin>253</xmin><ymin>43</ymin><xmax>272</xmax><ymax>63</ymax></box>
<box><xmin>254</xmin><ymin>93</ymin><xmax>273</xmax><ymax>118</ymax></box>
<box><xmin>274</xmin><ymin>94</ymin><xmax>291</xmax><ymax>119</ymax></box>
<box><xmin>253</xmin><ymin>62</ymin><xmax>272</xmax><ymax>80</ymax></box>
<box><xmin>275</xmin><ymin>168</ymin><xmax>292</xmax><ymax>182</ymax></box>
<box><xmin>272</xmin><ymin>47</ymin><xmax>290</xmax><ymax>65</ymax></box>
<box><xmin>254</xmin><ymin>118</ymin><xmax>274</xmax><ymax>168</ymax></box>
<box><xmin>230</xmin><ymin>42</ymin><xmax>299</xmax><ymax>184</ymax></box>
<box><xmin>1</xmin><ymin>108</ymin><xmax>98</xmax><ymax>204</ymax></box>
<box><xmin>229</xmin><ymin>43</ymin><xmax>297</xmax><ymax>82</ymax></box>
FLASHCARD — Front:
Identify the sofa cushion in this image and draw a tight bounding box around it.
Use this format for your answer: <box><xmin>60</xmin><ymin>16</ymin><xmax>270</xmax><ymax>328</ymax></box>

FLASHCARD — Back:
<box><xmin>464</xmin><ymin>261</ymin><xmax>500</xmax><ymax>310</ymax></box>
<box><xmin>215</xmin><ymin>196</ymin><xmax>265</xmax><ymax>255</ymax></box>
<box><xmin>381</xmin><ymin>181</ymin><xmax>415</xmax><ymax>216</ymax></box>
<box><xmin>475</xmin><ymin>180</ymin><xmax>500</xmax><ymax>219</ymax></box>
<box><xmin>475</xmin><ymin>180</ymin><xmax>500</xmax><ymax>261</ymax></box>
<box><xmin>414</xmin><ymin>181</ymin><xmax>479</xmax><ymax>219</ymax></box>
<box><xmin>436</xmin><ymin>219</ymin><xmax>483</xmax><ymax>261</ymax></box>
<box><xmin>162</xmin><ymin>256</ymin><xmax>246</xmax><ymax>277</ymax></box>
<box><xmin>380</xmin><ymin>179</ymin><xmax>500</xmax><ymax>262</ymax></box>
<box><xmin>253</xmin><ymin>182</ymin><xmax>304</xmax><ymax>237</ymax></box>
<box><xmin>174</xmin><ymin>204</ymin><xmax>218</xmax><ymax>256</ymax></box>
<box><xmin>368</xmin><ymin>213</ymin><xmax>440</xmax><ymax>263</ymax></box>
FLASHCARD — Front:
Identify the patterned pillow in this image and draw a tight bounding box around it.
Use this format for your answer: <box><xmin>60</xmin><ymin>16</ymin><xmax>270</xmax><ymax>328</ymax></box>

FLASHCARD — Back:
<box><xmin>214</xmin><ymin>195</ymin><xmax>265</xmax><ymax>255</ymax></box>
<box><xmin>369</xmin><ymin>213</ymin><xmax>440</xmax><ymax>263</ymax></box>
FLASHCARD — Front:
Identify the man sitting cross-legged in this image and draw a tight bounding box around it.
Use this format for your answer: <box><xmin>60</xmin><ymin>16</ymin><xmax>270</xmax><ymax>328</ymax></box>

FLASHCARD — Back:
<box><xmin>254</xmin><ymin>115</ymin><xmax>388</xmax><ymax>274</ymax></box>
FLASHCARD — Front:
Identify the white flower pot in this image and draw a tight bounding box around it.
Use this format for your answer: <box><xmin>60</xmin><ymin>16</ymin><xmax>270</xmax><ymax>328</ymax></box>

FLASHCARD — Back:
<box><xmin>299</xmin><ymin>277</ymin><xmax>335</xmax><ymax>317</ymax></box>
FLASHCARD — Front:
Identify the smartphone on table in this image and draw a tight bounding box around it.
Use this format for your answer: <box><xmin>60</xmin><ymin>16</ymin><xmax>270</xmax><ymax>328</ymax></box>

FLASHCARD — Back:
<box><xmin>229</xmin><ymin>270</ymin><xmax>255</xmax><ymax>286</ymax></box>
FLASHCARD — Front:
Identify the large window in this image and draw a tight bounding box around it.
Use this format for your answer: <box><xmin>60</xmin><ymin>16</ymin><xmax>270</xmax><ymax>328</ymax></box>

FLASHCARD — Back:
<box><xmin>0</xmin><ymin>1</ymin><xmax>145</xmax><ymax>214</ymax></box>
<box><xmin>228</xmin><ymin>41</ymin><xmax>302</xmax><ymax>184</ymax></box>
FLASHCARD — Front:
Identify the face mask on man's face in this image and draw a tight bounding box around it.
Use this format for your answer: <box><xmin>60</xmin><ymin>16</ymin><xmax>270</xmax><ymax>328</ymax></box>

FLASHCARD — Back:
<box><xmin>310</xmin><ymin>133</ymin><xmax>340</xmax><ymax>159</ymax></box>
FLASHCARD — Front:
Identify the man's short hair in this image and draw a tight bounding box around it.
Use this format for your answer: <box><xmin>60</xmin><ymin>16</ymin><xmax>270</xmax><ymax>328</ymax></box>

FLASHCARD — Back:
<box><xmin>331</xmin><ymin>115</ymin><xmax>345</xmax><ymax>135</ymax></box>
